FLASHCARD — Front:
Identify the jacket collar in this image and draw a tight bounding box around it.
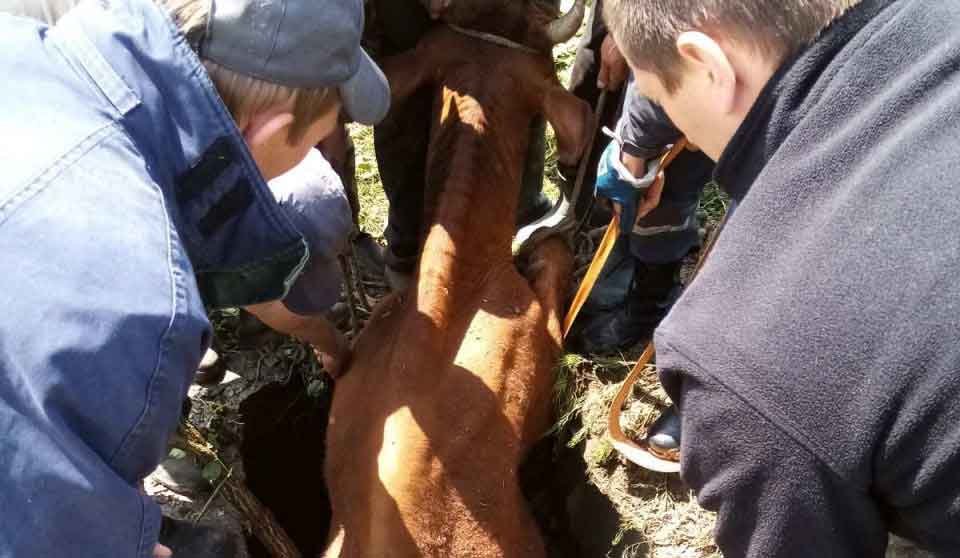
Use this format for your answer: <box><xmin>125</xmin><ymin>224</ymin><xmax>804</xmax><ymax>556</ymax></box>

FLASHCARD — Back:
<box><xmin>713</xmin><ymin>0</ymin><xmax>899</xmax><ymax>203</ymax></box>
<box><xmin>51</xmin><ymin>0</ymin><xmax>308</xmax><ymax>308</ymax></box>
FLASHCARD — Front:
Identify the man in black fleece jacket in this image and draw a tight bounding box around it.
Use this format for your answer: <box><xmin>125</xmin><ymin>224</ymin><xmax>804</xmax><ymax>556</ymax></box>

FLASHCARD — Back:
<box><xmin>603</xmin><ymin>0</ymin><xmax>960</xmax><ymax>555</ymax></box>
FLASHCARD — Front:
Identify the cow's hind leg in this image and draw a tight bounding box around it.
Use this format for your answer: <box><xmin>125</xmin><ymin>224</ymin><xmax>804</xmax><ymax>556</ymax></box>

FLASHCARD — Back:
<box><xmin>321</xmin><ymin>521</ymin><xmax>345</xmax><ymax>558</ymax></box>
<box><xmin>521</xmin><ymin>236</ymin><xmax>573</xmax><ymax>331</ymax></box>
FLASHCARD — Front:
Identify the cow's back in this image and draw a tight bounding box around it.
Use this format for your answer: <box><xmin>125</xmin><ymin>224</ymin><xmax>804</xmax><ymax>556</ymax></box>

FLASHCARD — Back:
<box><xmin>325</xmin><ymin>257</ymin><xmax>563</xmax><ymax>557</ymax></box>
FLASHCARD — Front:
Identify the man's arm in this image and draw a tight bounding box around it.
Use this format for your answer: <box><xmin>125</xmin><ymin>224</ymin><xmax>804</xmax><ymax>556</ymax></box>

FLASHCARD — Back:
<box><xmin>598</xmin><ymin>86</ymin><xmax>686</xmax><ymax>225</ymax></box>
<box><xmin>261</xmin><ymin>149</ymin><xmax>354</xmax><ymax>376</ymax></box>
<box><xmin>658</xmin><ymin>348</ymin><xmax>890</xmax><ymax>557</ymax></box>
<box><xmin>618</xmin><ymin>83</ymin><xmax>683</xmax><ymax>162</ymax></box>
<box><xmin>245</xmin><ymin>300</ymin><xmax>349</xmax><ymax>377</ymax></box>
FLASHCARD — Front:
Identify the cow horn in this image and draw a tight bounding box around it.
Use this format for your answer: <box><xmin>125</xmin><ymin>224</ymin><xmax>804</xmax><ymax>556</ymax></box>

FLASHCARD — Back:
<box><xmin>545</xmin><ymin>0</ymin><xmax>587</xmax><ymax>45</ymax></box>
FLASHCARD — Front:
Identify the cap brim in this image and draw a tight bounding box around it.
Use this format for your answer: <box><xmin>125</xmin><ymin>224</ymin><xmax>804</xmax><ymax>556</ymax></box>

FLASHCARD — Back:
<box><xmin>339</xmin><ymin>49</ymin><xmax>390</xmax><ymax>125</ymax></box>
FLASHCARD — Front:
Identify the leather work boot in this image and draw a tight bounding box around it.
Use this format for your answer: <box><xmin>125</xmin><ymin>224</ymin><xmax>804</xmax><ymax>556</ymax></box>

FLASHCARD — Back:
<box><xmin>153</xmin><ymin>452</ymin><xmax>210</xmax><ymax>498</ymax></box>
<box><xmin>383</xmin><ymin>242</ymin><xmax>416</xmax><ymax>293</ymax></box>
<box><xmin>158</xmin><ymin>516</ymin><xmax>244</xmax><ymax>558</ymax></box>
<box><xmin>568</xmin><ymin>258</ymin><xmax>683</xmax><ymax>355</ymax></box>
<box><xmin>352</xmin><ymin>231</ymin><xmax>386</xmax><ymax>278</ymax></box>
<box><xmin>646</xmin><ymin>405</ymin><xmax>681</xmax><ymax>462</ymax></box>
<box><xmin>194</xmin><ymin>347</ymin><xmax>226</xmax><ymax>386</ymax></box>
<box><xmin>516</xmin><ymin>191</ymin><xmax>554</xmax><ymax>229</ymax></box>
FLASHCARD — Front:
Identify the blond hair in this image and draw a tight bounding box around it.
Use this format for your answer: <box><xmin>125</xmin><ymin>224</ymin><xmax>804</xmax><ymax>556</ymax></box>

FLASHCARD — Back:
<box><xmin>604</xmin><ymin>0</ymin><xmax>861</xmax><ymax>92</ymax></box>
<box><xmin>159</xmin><ymin>0</ymin><xmax>338</xmax><ymax>143</ymax></box>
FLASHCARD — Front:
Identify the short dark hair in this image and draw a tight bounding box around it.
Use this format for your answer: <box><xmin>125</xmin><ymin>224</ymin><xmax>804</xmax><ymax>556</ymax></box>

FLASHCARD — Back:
<box><xmin>604</xmin><ymin>0</ymin><xmax>860</xmax><ymax>92</ymax></box>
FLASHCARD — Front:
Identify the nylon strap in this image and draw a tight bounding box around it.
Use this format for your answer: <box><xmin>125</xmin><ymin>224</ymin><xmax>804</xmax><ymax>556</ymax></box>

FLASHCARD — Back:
<box><xmin>606</xmin><ymin>343</ymin><xmax>682</xmax><ymax>472</ymax></box>
<box><xmin>562</xmin><ymin>212</ymin><xmax>620</xmax><ymax>338</ymax></box>
<box><xmin>559</xmin><ymin>136</ymin><xmax>692</xmax><ymax>472</ymax></box>
<box><xmin>447</xmin><ymin>24</ymin><xmax>540</xmax><ymax>54</ymax></box>
<box><xmin>608</xmin><ymin>178</ymin><xmax>727</xmax><ymax>473</ymax></box>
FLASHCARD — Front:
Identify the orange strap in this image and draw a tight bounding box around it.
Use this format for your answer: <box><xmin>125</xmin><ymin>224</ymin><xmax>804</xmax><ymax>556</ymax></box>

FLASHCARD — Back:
<box><xmin>606</xmin><ymin>343</ymin><xmax>681</xmax><ymax>472</ymax></box>
<box><xmin>608</xmin><ymin>149</ymin><xmax>728</xmax><ymax>473</ymax></box>
<box><xmin>561</xmin><ymin>212</ymin><xmax>621</xmax><ymax>338</ymax></box>
<box><xmin>562</xmin><ymin>138</ymin><xmax>690</xmax><ymax>339</ymax></box>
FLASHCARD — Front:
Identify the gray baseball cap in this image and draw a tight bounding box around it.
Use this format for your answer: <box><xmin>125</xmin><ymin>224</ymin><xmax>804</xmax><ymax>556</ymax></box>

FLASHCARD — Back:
<box><xmin>200</xmin><ymin>0</ymin><xmax>390</xmax><ymax>125</ymax></box>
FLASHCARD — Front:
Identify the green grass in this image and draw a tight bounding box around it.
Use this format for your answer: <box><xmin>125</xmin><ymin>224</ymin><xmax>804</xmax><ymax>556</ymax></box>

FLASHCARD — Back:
<box><xmin>350</xmin><ymin>124</ymin><xmax>389</xmax><ymax>238</ymax></box>
<box><xmin>699</xmin><ymin>180</ymin><xmax>730</xmax><ymax>231</ymax></box>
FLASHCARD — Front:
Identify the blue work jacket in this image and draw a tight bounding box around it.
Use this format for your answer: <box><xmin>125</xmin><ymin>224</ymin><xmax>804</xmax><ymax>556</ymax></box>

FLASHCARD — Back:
<box><xmin>0</xmin><ymin>0</ymin><xmax>308</xmax><ymax>555</ymax></box>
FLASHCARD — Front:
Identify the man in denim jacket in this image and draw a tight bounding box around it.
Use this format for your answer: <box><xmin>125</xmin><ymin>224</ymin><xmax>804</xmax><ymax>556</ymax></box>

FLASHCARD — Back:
<box><xmin>0</xmin><ymin>0</ymin><xmax>388</xmax><ymax>555</ymax></box>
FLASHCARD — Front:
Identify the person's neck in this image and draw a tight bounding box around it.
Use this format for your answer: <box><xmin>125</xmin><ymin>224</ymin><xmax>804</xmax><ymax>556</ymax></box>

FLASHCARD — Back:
<box><xmin>712</xmin><ymin>0</ymin><xmax>895</xmax><ymax>201</ymax></box>
<box><xmin>712</xmin><ymin>44</ymin><xmax>783</xmax><ymax>160</ymax></box>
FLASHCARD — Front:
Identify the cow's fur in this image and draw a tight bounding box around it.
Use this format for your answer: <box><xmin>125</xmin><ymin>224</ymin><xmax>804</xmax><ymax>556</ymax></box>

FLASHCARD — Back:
<box><xmin>323</xmin><ymin>27</ymin><xmax>590</xmax><ymax>558</ymax></box>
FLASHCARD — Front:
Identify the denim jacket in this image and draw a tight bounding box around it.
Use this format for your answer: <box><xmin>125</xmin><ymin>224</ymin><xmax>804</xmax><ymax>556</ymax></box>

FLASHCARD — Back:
<box><xmin>0</xmin><ymin>0</ymin><xmax>308</xmax><ymax>555</ymax></box>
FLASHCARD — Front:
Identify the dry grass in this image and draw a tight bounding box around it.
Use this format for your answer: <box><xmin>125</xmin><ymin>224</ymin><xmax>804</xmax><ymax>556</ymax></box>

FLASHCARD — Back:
<box><xmin>553</xmin><ymin>354</ymin><xmax>720</xmax><ymax>558</ymax></box>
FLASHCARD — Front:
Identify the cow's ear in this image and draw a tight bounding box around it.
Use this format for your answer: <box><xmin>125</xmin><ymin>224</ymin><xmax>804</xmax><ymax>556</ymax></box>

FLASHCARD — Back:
<box><xmin>380</xmin><ymin>46</ymin><xmax>436</xmax><ymax>108</ymax></box>
<box><xmin>542</xmin><ymin>86</ymin><xmax>592</xmax><ymax>166</ymax></box>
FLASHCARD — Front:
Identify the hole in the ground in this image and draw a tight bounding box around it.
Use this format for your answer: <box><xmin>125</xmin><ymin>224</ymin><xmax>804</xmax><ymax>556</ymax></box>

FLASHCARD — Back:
<box><xmin>521</xmin><ymin>425</ymin><xmax>645</xmax><ymax>557</ymax></box>
<box><xmin>238</xmin><ymin>378</ymin><xmax>627</xmax><ymax>557</ymax></box>
<box><xmin>240</xmin><ymin>376</ymin><xmax>333</xmax><ymax>558</ymax></box>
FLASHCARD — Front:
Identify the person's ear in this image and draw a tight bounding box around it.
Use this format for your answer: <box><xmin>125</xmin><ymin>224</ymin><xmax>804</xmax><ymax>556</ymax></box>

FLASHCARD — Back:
<box><xmin>675</xmin><ymin>31</ymin><xmax>737</xmax><ymax>114</ymax></box>
<box><xmin>242</xmin><ymin>111</ymin><xmax>295</xmax><ymax>149</ymax></box>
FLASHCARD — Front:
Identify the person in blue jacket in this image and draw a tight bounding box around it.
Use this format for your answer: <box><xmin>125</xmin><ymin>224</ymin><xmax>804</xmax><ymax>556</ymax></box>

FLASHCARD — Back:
<box><xmin>564</xmin><ymin>1</ymin><xmax>714</xmax><ymax>384</ymax></box>
<box><xmin>584</xmin><ymin>83</ymin><xmax>713</xmax><ymax>462</ymax></box>
<box><xmin>0</xmin><ymin>0</ymin><xmax>388</xmax><ymax>555</ymax></box>
<box><xmin>605</xmin><ymin>0</ymin><xmax>960</xmax><ymax>555</ymax></box>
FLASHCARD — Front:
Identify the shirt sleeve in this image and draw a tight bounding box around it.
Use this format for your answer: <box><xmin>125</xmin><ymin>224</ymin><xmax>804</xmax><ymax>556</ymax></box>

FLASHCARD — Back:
<box><xmin>658</xmin><ymin>350</ymin><xmax>890</xmax><ymax>558</ymax></box>
<box><xmin>269</xmin><ymin>149</ymin><xmax>351</xmax><ymax>315</ymax></box>
<box><xmin>617</xmin><ymin>83</ymin><xmax>683</xmax><ymax>160</ymax></box>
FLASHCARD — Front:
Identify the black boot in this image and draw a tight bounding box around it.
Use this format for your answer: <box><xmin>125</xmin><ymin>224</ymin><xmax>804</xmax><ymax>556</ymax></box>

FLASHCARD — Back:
<box><xmin>194</xmin><ymin>347</ymin><xmax>226</xmax><ymax>386</ymax></box>
<box><xmin>352</xmin><ymin>230</ymin><xmax>385</xmax><ymax>278</ymax></box>
<box><xmin>569</xmin><ymin>258</ymin><xmax>683</xmax><ymax>355</ymax></box>
<box><xmin>647</xmin><ymin>405</ymin><xmax>681</xmax><ymax>462</ymax></box>
<box><xmin>159</xmin><ymin>516</ymin><xmax>244</xmax><ymax>558</ymax></box>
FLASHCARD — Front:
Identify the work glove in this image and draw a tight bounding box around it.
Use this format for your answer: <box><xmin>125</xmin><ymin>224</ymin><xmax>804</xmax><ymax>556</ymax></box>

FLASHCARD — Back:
<box><xmin>596</xmin><ymin>128</ymin><xmax>658</xmax><ymax>233</ymax></box>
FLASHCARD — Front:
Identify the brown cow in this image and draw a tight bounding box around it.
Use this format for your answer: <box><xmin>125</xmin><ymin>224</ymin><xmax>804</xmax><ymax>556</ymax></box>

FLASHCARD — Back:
<box><xmin>323</xmin><ymin>3</ymin><xmax>591</xmax><ymax>556</ymax></box>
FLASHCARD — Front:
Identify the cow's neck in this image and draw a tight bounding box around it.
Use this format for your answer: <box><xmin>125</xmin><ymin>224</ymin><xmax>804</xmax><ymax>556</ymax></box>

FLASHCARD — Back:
<box><xmin>415</xmin><ymin>83</ymin><xmax>529</xmax><ymax>318</ymax></box>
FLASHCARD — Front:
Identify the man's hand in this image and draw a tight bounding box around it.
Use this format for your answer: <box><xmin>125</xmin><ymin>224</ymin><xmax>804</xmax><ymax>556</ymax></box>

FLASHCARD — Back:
<box><xmin>314</xmin><ymin>328</ymin><xmax>351</xmax><ymax>379</ymax></box>
<box><xmin>596</xmin><ymin>139</ymin><xmax>656</xmax><ymax>233</ymax></box>
<box><xmin>622</xmin><ymin>151</ymin><xmax>664</xmax><ymax>221</ymax></box>
<box><xmin>245</xmin><ymin>300</ymin><xmax>352</xmax><ymax>378</ymax></box>
<box><xmin>597</xmin><ymin>35</ymin><xmax>628</xmax><ymax>91</ymax></box>
<box><xmin>153</xmin><ymin>543</ymin><xmax>172</xmax><ymax>558</ymax></box>
<box><xmin>609</xmin><ymin>151</ymin><xmax>665</xmax><ymax>231</ymax></box>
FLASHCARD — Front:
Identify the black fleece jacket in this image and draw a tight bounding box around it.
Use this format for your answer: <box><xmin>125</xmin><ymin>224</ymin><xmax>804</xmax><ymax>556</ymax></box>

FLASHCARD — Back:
<box><xmin>655</xmin><ymin>0</ymin><xmax>960</xmax><ymax>556</ymax></box>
